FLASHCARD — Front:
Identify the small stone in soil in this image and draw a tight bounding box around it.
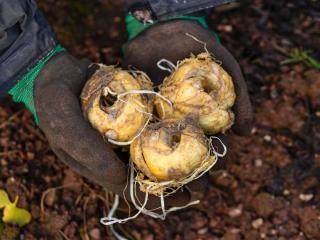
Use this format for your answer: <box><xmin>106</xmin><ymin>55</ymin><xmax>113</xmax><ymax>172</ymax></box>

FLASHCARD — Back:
<box><xmin>299</xmin><ymin>193</ymin><xmax>314</xmax><ymax>202</ymax></box>
<box><xmin>89</xmin><ymin>228</ymin><xmax>101</xmax><ymax>240</ymax></box>
<box><xmin>283</xmin><ymin>189</ymin><xmax>290</xmax><ymax>195</ymax></box>
<box><xmin>264</xmin><ymin>135</ymin><xmax>272</xmax><ymax>142</ymax></box>
<box><xmin>255</xmin><ymin>159</ymin><xmax>263</xmax><ymax>167</ymax></box>
<box><xmin>198</xmin><ymin>228</ymin><xmax>208</xmax><ymax>235</ymax></box>
<box><xmin>270</xmin><ymin>229</ymin><xmax>277</xmax><ymax>235</ymax></box>
<box><xmin>45</xmin><ymin>190</ymin><xmax>56</xmax><ymax>207</ymax></box>
<box><xmin>228</xmin><ymin>205</ymin><xmax>243</xmax><ymax>217</ymax></box>
<box><xmin>252</xmin><ymin>218</ymin><xmax>264</xmax><ymax>229</ymax></box>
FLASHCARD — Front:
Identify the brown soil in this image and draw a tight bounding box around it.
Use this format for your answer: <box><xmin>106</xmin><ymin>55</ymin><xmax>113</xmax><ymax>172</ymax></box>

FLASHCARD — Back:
<box><xmin>0</xmin><ymin>0</ymin><xmax>319</xmax><ymax>239</ymax></box>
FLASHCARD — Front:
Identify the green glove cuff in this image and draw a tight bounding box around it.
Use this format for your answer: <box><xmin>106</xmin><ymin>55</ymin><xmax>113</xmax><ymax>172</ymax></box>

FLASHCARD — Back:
<box><xmin>125</xmin><ymin>14</ymin><xmax>220</xmax><ymax>43</ymax></box>
<box><xmin>8</xmin><ymin>45</ymin><xmax>66</xmax><ymax>125</ymax></box>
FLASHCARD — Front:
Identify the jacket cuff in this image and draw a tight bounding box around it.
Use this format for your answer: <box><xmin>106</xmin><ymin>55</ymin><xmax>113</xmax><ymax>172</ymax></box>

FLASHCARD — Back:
<box><xmin>0</xmin><ymin>2</ymin><xmax>58</xmax><ymax>96</ymax></box>
<box><xmin>8</xmin><ymin>45</ymin><xmax>66</xmax><ymax>124</ymax></box>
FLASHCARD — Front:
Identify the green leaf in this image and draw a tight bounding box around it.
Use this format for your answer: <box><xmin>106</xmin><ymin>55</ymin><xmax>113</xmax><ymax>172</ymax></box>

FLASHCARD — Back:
<box><xmin>0</xmin><ymin>190</ymin><xmax>11</xmax><ymax>209</ymax></box>
<box><xmin>2</xmin><ymin>197</ymin><xmax>31</xmax><ymax>227</ymax></box>
<box><xmin>281</xmin><ymin>48</ymin><xmax>320</xmax><ymax>70</ymax></box>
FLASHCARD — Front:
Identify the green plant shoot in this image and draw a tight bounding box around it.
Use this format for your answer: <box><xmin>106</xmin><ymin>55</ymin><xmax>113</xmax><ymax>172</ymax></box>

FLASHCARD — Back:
<box><xmin>0</xmin><ymin>190</ymin><xmax>11</xmax><ymax>208</ymax></box>
<box><xmin>0</xmin><ymin>189</ymin><xmax>31</xmax><ymax>227</ymax></box>
<box><xmin>281</xmin><ymin>48</ymin><xmax>320</xmax><ymax>70</ymax></box>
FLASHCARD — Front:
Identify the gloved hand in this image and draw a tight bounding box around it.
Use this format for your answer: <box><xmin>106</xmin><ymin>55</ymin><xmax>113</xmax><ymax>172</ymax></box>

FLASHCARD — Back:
<box><xmin>122</xmin><ymin>18</ymin><xmax>253</xmax><ymax>190</ymax></box>
<box><xmin>32</xmin><ymin>51</ymin><xmax>191</xmax><ymax>209</ymax></box>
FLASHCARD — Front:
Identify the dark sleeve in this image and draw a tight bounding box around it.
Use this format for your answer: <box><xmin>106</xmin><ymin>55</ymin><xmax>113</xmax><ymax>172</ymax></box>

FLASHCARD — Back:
<box><xmin>124</xmin><ymin>0</ymin><xmax>236</xmax><ymax>19</ymax></box>
<box><xmin>0</xmin><ymin>0</ymin><xmax>57</xmax><ymax>96</ymax></box>
<box><xmin>149</xmin><ymin>0</ymin><xmax>236</xmax><ymax>19</ymax></box>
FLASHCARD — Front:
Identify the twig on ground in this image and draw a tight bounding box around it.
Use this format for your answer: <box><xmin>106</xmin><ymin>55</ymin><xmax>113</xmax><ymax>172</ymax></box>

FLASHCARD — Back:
<box><xmin>40</xmin><ymin>183</ymin><xmax>82</xmax><ymax>215</ymax></box>
<box><xmin>83</xmin><ymin>196</ymin><xmax>91</xmax><ymax>240</ymax></box>
<box><xmin>59</xmin><ymin>230</ymin><xmax>72</xmax><ymax>240</ymax></box>
<box><xmin>24</xmin><ymin>123</ymin><xmax>47</xmax><ymax>142</ymax></box>
<box><xmin>0</xmin><ymin>150</ymin><xmax>19</xmax><ymax>157</ymax></box>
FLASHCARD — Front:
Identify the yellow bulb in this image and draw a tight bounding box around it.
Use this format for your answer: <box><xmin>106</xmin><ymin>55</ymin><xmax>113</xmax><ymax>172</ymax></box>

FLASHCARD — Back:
<box><xmin>155</xmin><ymin>53</ymin><xmax>236</xmax><ymax>134</ymax></box>
<box><xmin>130</xmin><ymin>119</ymin><xmax>215</xmax><ymax>181</ymax></box>
<box><xmin>81</xmin><ymin>65</ymin><xmax>153</xmax><ymax>142</ymax></box>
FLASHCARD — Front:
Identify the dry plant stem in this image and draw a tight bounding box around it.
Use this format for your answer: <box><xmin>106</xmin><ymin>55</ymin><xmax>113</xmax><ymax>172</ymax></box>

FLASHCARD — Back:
<box><xmin>116</xmin><ymin>223</ymin><xmax>133</xmax><ymax>240</ymax></box>
<box><xmin>83</xmin><ymin>197</ymin><xmax>90</xmax><ymax>240</ymax></box>
<box><xmin>100</xmin><ymin>160</ymin><xmax>202</xmax><ymax>225</ymax></box>
<box><xmin>40</xmin><ymin>183</ymin><xmax>82</xmax><ymax>215</ymax></box>
<box><xmin>110</xmin><ymin>225</ymin><xmax>128</xmax><ymax>240</ymax></box>
<box><xmin>103</xmin><ymin>192</ymin><xmax>113</xmax><ymax>239</ymax></box>
<box><xmin>107</xmin><ymin>195</ymin><xmax>128</xmax><ymax>240</ymax></box>
<box><xmin>157</xmin><ymin>59</ymin><xmax>177</xmax><ymax>73</ymax></box>
<box><xmin>24</xmin><ymin>122</ymin><xmax>47</xmax><ymax>142</ymax></box>
<box><xmin>184</xmin><ymin>33</ymin><xmax>222</xmax><ymax>65</ymax></box>
<box><xmin>121</xmin><ymin>166</ymin><xmax>132</xmax><ymax>214</ymax></box>
<box><xmin>75</xmin><ymin>192</ymin><xmax>84</xmax><ymax>205</ymax></box>
<box><xmin>0</xmin><ymin>109</ymin><xmax>24</xmax><ymax>129</ymax></box>
<box><xmin>209</xmin><ymin>136</ymin><xmax>227</xmax><ymax>157</ymax></box>
<box><xmin>100</xmin><ymin>136</ymin><xmax>226</xmax><ymax>226</ymax></box>
<box><xmin>59</xmin><ymin>230</ymin><xmax>72</xmax><ymax>240</ymax></box>
<box><xmin>104</xmin><ymin>192</ymin><xmax>133</xmax><ymax>240</ymax></box>
<box><xmin>185</xmin><ymin>33</ymin><xmax>209</xmax><ymax>55</ymax></box>
<box><xmin>100</xmin><ymin>167</ymin><xmax>150</xmax><ymax>225</ymax></box>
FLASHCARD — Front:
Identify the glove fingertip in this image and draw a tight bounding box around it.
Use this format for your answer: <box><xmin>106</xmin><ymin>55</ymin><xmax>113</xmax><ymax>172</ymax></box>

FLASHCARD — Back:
<box><xmin>232</xmin><ymin>114</ymin><xmax>254</xmax><ymax>136</ymax></box>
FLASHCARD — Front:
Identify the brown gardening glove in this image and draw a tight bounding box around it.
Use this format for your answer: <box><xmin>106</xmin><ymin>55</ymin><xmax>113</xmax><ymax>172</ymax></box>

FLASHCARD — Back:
<box><xmin>34</xmin><ymin>52</ymin><xmax>191</xmax><ymax>210</ymax></box>
<box><xmin>122</xmin><ymin>19</ymin><xmax>253</xmax><ymax>192</ymax></box>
